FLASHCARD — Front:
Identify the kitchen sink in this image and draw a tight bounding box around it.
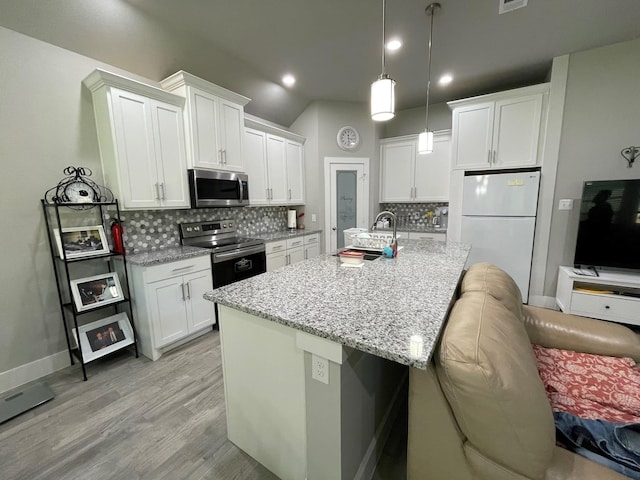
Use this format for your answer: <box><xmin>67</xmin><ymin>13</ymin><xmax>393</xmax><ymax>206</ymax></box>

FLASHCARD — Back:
<box><xmin>333</xmin><ymin>249</ymin><xmax>384</xmax><ymax>261</ymax></box>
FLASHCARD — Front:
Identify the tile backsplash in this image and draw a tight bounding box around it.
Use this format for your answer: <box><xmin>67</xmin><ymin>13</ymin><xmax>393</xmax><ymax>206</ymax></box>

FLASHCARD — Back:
<box><xmin>380</xmin><ymin>203</ymin><xmax>449</xmax><ymax>229</ymax></box>
<box><xmin>114</xmin><ymin>206</ymin><xmax>290</xmax><ymax>253</ymax></box>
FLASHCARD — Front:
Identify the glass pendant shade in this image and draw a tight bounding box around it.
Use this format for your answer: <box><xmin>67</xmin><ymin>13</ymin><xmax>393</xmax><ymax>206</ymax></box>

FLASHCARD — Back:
<box><xmin>418</xmin><ymin>130</ymin><xmax>434</xmax><ymax>154</ymax></box>
<box><xmin>371</xmin><ymin>75</ymin><xmax>395</xmax><ymax>122</ymax></box>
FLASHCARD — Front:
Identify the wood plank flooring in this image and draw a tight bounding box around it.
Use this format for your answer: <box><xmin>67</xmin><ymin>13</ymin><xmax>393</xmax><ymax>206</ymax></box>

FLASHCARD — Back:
<box><xmin>0</xmin><ymin>331</ymin><xmax>407</xmax><ymax>480</ymax></box>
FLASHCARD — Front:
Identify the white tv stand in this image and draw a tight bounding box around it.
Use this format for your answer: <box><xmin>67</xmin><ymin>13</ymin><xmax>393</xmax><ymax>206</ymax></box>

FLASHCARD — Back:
<box><xmin>556</xmin><ymin>266</ymin><xmax>640</xmax><ymax>327</ymax></box>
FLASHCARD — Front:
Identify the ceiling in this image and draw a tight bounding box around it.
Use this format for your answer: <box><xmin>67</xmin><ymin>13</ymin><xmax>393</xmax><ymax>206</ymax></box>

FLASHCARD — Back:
<box><xmin>1</xmin><ymin>0</ymin><xmax>639</xmax><ymax>126</ymax></box>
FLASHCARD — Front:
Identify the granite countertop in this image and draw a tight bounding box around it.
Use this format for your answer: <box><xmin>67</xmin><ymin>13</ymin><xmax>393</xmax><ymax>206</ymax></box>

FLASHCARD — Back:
<box><xmin>205</xmin><ymin>239</ymin><xmax>470</xmax><ymax>369</ymax></box>
<box><xmin>253</xmin><ymin>229</ymin><xmax>322</xmax><ymax>242</ymax></box>
<box><xmin>126</xmin><ymin>246</ymin><xmax>210</xmax><ymax>266</ymax></box>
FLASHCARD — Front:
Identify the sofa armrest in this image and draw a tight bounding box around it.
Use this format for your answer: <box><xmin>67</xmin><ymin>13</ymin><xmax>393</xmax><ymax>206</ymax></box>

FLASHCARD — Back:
<box><xmin>523</xmin><ymin>305</ymin><xmax>640</xmax><ymax>363</ymax></box>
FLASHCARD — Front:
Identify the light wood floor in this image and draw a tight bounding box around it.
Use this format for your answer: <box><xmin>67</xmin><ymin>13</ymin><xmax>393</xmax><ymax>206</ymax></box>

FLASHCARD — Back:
<box><xmin>0</xmin><ymin>331</ymin><xmax>407</xmax><ymax>480</ymax></box>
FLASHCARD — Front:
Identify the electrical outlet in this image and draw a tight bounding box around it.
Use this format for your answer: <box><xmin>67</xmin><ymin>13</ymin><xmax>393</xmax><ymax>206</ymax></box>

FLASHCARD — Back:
<box><xmin>311</xmin><ymin>354</ymin><xmax>329</xmax><ymax>384</ymax></box>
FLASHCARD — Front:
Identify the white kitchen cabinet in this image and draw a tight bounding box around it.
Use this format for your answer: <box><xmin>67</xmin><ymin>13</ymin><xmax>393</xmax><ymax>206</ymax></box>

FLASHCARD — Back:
<box><xmin>266</xmin><ymin>240</ymin><xmax>287</xmax><ymax>272</ymax></box>
<box><xmin>245</xmin><ymin>118</ymin><xmax>306</xmax><ymax>206</ymax></box>
<box><xmin>286</xmin><ymin>237</ymin><xmax>305</xmax><ymax>265</ymax></box>
<box><xmin>128</xmin><ymin>255</ymin><xmax>215</xmax><ymax>361</ymax></box>
<box><xmin>266</xmin><ymin>134</ymin><xmax>289</xmax><ymax>203</ymax></box>
<box><xmin>380</xmin><ymin>132</ymin><xmax>451</xmax><ymax>203</ymax></box>
<box><xmin>83</xmin><ymin>69</ymin><xmax>190</xmax><ymax>210</ymax></box>
<box><xmin>286</xmin><ymin>139</ymin><xmax>305</xmax><ymax>204</ymax></box>
<box><xmin>304</xmin><ymin>233</ymin><xmax>320</xmax><ymax>260</ymax></box>
<box><xmin>266</xmin><ymin>234</ymin><xmax>320</xmax><ymax>272</ymax></box>
<box><xmin>408</xmin><ymin>231</ymin><xmax>446</xmax><ymax>242</ymax></box>
<box><xmin>160</xmin><ymin>71</ymin><xmax>250</xmax><ymax>172</ymax></box>
<box><xmin>449</xmin><ymin>84</ymin><xmax>548</xmax><ymax>171</ymax></box>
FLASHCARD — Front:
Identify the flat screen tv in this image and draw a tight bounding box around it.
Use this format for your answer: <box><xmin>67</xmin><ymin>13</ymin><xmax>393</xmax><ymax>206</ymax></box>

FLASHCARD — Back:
<box><xmin>574</xmin><ymin>179</ymin><xmax>640</xmax><ymax>271</ymax></box>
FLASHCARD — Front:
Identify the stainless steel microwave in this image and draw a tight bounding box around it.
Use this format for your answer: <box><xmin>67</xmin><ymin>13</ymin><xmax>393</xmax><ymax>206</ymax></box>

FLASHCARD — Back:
<box><xmin>188</xmin><ymin>169</ymin><xmax>249</xmax><ymax>208</ymax></box>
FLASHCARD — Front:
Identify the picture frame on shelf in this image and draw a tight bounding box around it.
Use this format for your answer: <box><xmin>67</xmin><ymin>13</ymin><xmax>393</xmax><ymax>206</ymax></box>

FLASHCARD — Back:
<box><xmin>72</xmin><ymin>312</ymin><xmax>134</xmax><ymax>363</ymax></box>
<box><xmin>53</xmin><ymin>225</ymin><xmax>110</xmax><ymax>259</ymax></box>
<box><xmin>70</xmin><ymin>272</ymin><xmax>124</xmax><ymax>312</ymax></box>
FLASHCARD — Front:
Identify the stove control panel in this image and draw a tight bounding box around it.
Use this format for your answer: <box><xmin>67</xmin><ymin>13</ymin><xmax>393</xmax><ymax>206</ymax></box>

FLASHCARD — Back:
<box><xmin>179</xmin><ymin>219</ymin><xmax>236</xmax><ymax>239</ymax></box>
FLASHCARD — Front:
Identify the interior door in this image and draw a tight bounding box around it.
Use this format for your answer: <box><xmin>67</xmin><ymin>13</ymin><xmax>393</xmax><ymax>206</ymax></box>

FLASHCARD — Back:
<box><xmin>325</xmin><ymin>158</ymin><xmax>370</xmax><ymax>252</ymax></box>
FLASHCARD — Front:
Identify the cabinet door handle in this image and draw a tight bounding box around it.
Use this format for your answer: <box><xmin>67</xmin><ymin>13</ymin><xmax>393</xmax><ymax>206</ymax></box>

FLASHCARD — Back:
<box><xmin>492</xmin><ymin>150</ymin><xmax>496</xmax><ymax>164</ymax></box>
<box><xmin>272</xmin><ymin>244</ymin><xmax>284</xmax><ymax>251</ymax></box>
<box><xmin>487</xmin><ymin>150</ymin><xmax>491</xmax><ymax>164</ymax></box>
<box><xmin>270</xmin><ymin>188</ymin><xmax>273</xmax><ymax>200</ymax></box>
<box><xmin>219</xmin><ymin>149</ymin><xmax>223</xmax><ymax>164</ymax></box>
<box><xmin>185</xmin><ymin>282</ymin><xmax>191</xmax><ymax>300</ymax></box>
<box><xmin>223</xmin><ymin>150</ymin><xmax>227</xmax><ymax>164</ymax></box>
<box><xmin>180</xmin><ymin>283</ymin><xmax>186</xmax><ymax>301</ymax></box>
<box><xmin>160</xmin><ymin>182</ymin><xmax>165</xmax><ymax>200</ymax></box>
<box><xmin>289</xmin><ymin>188</ymin><xmax>291</xmax><ymax>200</ymax></box>
<box><xmin>304</xmin><ymin>250</ymin><xmax>308</xmax><ymax>260</ymax></box>
<box><xmin>155</xmin><ymin>183</ymin><xmax>160</xmax><ymax>200</ymax></box>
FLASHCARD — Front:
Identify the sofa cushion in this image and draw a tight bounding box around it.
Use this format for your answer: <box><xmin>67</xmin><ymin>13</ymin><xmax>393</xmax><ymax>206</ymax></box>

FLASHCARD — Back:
<box><xmin>437</xmin><ymin>286</ymin><xmax>555</xmax><ymax>480</ymax></box>
<box><xmin>461</xmin><ymin>262</ymin><xmax>524</xmax><ymax>319</ymax></box>
<box><xmin>533</xmin><ymin>345</ymin><xmax>640</xmax><ymax>423</ymax></box>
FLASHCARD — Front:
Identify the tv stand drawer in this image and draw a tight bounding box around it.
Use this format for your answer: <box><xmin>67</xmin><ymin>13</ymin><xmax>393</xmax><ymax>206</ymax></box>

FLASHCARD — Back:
<box><xmin>571</xmin><ymin>292</ymin><xmax>639</xmax><ymax>325</ymax></box>
<box><xmin>556</xmin><ymin>266</ymin><xmax>640</xmax><ymax>327</ymax></box>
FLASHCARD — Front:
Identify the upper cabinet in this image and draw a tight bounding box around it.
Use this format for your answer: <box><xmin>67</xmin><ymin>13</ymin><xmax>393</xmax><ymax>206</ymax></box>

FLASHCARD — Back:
<box><xmin>448</xmin><ymin>84</ymin><xmax>549</xmax><ymax>171</ymax></box>
<box><xmin>160</xmin><ymin>71</ymin><xmax>250</xmax><ymax>172</ymax></box>
<box><xmin>83</xmin><ymin>69</ymin><xmax>190</xmax><ymax>210</ymax></box>
<box><xmin>244</xmin><ymin>118</ymin><xmax>305</xmax><ymax>206</ymax></box>
<box><xmin>380</xmin><ymin>131</ymin><xmax>451</xmax><ymax>203</ymax></box>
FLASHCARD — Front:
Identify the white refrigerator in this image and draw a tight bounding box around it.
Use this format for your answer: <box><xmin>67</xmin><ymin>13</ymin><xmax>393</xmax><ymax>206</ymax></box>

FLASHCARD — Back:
<box><xmin>461</xmin><ymin>171</ymin><xmax>540</xmax><ymax>302</ymax></box>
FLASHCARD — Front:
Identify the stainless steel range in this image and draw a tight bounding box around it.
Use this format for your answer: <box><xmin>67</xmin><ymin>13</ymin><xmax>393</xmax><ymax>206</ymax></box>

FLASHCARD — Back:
<box><xmin>179</xmin><ymin>219</ymin><xmax>266</xmax><ymax>289</ymax></box>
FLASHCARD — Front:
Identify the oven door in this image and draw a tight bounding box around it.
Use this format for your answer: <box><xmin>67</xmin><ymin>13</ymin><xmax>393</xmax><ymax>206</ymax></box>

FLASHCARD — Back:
<box><xmin>189</xmin><ymin>169</ymin><xmax>249</xmax><ymax>208</ymax></box>
<box><xmin>212</xmin><ymin>245</ymin><xmax>266</xmax><ymax>288</ymax></box>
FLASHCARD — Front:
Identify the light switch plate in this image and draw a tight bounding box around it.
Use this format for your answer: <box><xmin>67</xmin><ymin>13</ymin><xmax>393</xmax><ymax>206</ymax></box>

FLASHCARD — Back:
<box><xmin>311</xmin><ymin>213</ymin><xmax>317</xmax><ymax>222</ymax></box>
<box><xmin>559</xmin><ymin>199</ymin><xmax>574</xmax><ymax>210</ymax></box>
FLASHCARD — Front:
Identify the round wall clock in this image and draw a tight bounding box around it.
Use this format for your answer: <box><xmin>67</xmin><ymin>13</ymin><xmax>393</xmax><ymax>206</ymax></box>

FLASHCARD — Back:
<box><xmin>337</xmin><ymin>126</ymin><xmax>360</xmax><ymax>151</ymax></box>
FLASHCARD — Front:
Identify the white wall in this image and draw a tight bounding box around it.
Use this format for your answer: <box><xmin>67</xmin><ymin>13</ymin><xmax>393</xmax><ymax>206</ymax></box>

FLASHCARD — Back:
<box><xmin>0</xmin><ymin>27</ymin><xmax>157</xmax><ymax>390</ymax></box>
<box><xmin>381</xmin><ymin>103</ymin><xmax>453</xmax><ymax>139</ymax></box>
<box><xmin>291</xmin><ymin>100</ymin><xmax>380</xmax><ymax>251</ymax></box>
<box><xmin>544</xmin><ymin>38</ymin><xmax>640</xmax><ymax>295</ymax></box>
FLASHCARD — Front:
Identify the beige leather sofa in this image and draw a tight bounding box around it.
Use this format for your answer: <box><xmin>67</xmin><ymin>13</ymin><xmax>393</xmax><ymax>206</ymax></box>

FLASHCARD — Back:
<box><xmin>408</xmin><ymin>263</ymin><xmax>640</xmax><ymax>480</ymax></box>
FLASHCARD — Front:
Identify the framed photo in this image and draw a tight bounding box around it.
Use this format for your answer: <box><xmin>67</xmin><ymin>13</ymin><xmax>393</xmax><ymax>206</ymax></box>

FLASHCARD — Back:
<box><xmin>70</xmin><ymin>272</ymin><xmax>124</xmax><ymax>312</ymax></box>
<box><xmin>53</xmin><ymin>225</ymin><xmax>110</xmax><ymax>259</ymax></box>
<box><xmin>72</xmin><ymin>312</ymin><xmax>134</xmax><ymax>363</ymax></box>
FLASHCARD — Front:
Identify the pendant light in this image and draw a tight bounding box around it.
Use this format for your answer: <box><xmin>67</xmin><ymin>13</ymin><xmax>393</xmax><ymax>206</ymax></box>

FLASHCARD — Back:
<box><xmin>371</xmin><ymin>0</ymin><xmax>395</xmax><ymax>122</ymax></box>
<box><xmin>418</xmin><ymin>3</ymin><xmax>440</xmax><ymax>154</ymax></box>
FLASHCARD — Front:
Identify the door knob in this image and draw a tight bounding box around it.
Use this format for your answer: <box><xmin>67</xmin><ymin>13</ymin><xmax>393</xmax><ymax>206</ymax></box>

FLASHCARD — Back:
<box><xmin>332</xmin><ymin>227</ymin><xmax>337</xmax><ymax>231</ymax></box>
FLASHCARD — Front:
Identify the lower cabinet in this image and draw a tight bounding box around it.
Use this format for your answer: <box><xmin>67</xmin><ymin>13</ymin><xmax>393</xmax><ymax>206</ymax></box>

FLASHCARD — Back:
<box><xmin>408</xmin><ymin>231</ymin><xmax>446</xmax><ymax>242</ymax></box>
<box><xmin>128</xmin><ymin>255</ymin><xmax>215</xmax><ymax>360</ymax></box>
<box><xmin>304</xmin><ymin>233</ymin><xmax>320</xmax><ymax>260</ymax></box>
<box><xmin>266</xmin><ymin>233</ymin><xmax>321</xmax><ymax>272</ymax></box>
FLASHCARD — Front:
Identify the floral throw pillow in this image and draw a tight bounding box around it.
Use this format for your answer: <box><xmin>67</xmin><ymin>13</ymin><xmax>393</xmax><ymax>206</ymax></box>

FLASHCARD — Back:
<box><xmin>533</xmin><ymin>344</ymin><xmax>640</xmax><ymax>423</ymax></box>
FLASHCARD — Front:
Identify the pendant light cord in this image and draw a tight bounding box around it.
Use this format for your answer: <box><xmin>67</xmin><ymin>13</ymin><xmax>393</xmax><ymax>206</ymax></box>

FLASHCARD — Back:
<box><xmin>381</xmin><ymin>0</ymin><xmax>387</xmax><ymax>76</ymax></box>
<box><xmin>424</xmin><ymin>3</ymin><xmax>440</xmax><ymax>130</ymax></box>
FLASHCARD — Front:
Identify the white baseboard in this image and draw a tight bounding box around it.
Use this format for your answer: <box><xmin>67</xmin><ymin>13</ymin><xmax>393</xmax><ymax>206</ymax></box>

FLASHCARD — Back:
<box><xmin>355</xmin><ymin>370</ymin><xmax>409</xmax><ymax>480</ymax></box>
<box><xmin>0</xmin><ymin>350</ymin><xmax>69</xmax><ymax>394</ymax></box>
<box><xmin>527</xmin><ymin>295</ymin><xmax>558</xmax><ymax>309</ymax></box>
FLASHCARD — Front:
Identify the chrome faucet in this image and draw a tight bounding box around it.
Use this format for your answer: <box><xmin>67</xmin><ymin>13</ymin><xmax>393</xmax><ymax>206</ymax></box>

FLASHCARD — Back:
<box><xmin>371</xmin><ymin>210</ymin><xmax>397</xmax><ymax>255</ymax></box>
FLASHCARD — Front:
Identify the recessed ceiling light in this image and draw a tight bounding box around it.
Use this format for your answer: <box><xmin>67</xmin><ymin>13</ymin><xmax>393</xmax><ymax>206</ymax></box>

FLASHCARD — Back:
<box><xmin>282</xmin><ymin>74</ymin><xmax>296</xmax><ymax>87</ymax></box>
<box><xmin>386</xmin><ymin>38</ymin><xmax>402</xmax><ymax>51</ymax></box>
<box><xmin>439</xmin><ymin>74</ymin><xmax>453</xmax><ymax>85</ymax></box>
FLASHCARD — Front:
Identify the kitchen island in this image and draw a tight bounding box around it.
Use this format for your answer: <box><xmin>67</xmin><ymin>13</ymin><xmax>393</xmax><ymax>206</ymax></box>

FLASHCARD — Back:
<box><xmin>205</xmin><ymin>239</ymin><xmax>470</xmax><ymax>480</ymax></box>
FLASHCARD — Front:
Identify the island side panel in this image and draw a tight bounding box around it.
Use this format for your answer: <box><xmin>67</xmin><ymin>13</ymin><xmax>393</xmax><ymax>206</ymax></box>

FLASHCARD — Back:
<box><xmin>217</xmin><ymin>305</ymin><xmax>307</xmax><ymax>480</ymax></box>
<box><xmin>340</xmin><ymin>350</ymin><xmax>408</xmax><ymax>479</ymax></box>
